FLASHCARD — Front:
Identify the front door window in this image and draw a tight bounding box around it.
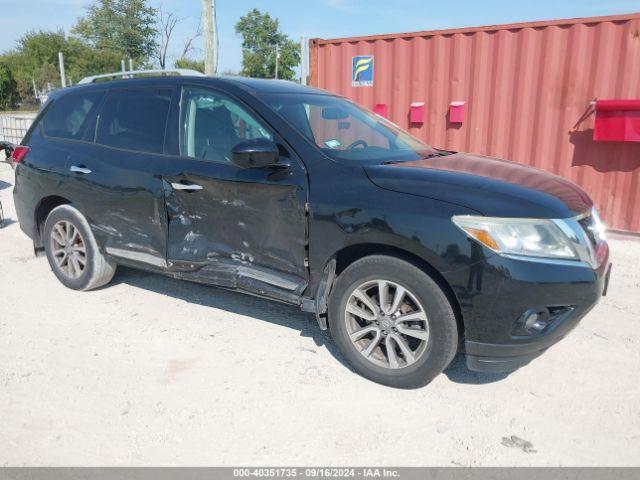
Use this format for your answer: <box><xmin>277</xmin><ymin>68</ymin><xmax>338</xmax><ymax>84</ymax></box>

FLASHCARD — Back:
<box><xmin>180</xmin><ymin>87</ymin><xmax>273</xmax><ymax>163</ymax></box>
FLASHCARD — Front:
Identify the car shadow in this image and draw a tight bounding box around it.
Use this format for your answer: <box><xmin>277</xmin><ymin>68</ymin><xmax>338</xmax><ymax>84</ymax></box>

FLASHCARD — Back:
<box><xmin>111</xmin><ymin>267</ymin><xmax>507</xmax><ymax>386</ymax></box>
<box><xmin>111</xmin><ymin>267</ymin><xmax>354</xmax><ymax>372</ymax></box>
<box><xmin>444</xmin><ymin>355</ymin><xmax>510</xmax><ymax>385</ymax></box>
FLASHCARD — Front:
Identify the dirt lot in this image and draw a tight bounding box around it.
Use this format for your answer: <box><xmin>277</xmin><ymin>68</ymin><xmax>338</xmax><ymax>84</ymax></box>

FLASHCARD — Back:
<box><xmin>0</xmin><ymin>163</ymin><xmax>639</xmax><ymax>466</ymax></box>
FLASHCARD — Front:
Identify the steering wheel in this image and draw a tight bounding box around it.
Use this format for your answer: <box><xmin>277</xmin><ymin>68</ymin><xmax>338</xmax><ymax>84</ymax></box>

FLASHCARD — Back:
<box><xmin>346</xmin><ymin>140</ymin><xmax>369</xmax><ymax>150</ymax></box>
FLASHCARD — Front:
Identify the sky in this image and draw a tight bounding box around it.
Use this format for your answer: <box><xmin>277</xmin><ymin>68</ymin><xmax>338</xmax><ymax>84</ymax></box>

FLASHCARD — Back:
<box><xmin>0</xmin><ymin>0</ymin><xmax>639</xmax><ymax>74</ymax></box>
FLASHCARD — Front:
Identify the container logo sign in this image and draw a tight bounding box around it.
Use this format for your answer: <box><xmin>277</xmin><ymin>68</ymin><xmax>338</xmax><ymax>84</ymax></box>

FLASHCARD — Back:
<box><xmin>352</xmin><ymin>55</ymin><xmax>374</xmax><ymax>87</ymax></box>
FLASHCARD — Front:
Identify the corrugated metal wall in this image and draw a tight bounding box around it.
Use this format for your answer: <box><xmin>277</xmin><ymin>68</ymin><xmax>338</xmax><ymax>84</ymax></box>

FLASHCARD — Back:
<box><xmin>309</xmin><ymin>13</ymin><xmax>640</xmax><ymax>233</ymax></box>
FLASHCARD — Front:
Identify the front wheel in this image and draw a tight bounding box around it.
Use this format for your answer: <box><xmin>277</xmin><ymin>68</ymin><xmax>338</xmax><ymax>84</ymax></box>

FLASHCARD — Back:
<box><xmin>328</xmin><ymin>255</ymin><xmax>458</xmax><ymax>388</ymax></box>
<box><xmin>43</xmin><ymin>204</ymin><xmax>116</xmax><ymax>291</ymax></box>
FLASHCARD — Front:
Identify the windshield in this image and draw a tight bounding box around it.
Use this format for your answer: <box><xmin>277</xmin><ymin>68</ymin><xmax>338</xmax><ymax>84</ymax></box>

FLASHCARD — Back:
<box><xmin>261</xmin><ymin>93</ymin><xmax>438</xmax><ymax>163</ymax></box>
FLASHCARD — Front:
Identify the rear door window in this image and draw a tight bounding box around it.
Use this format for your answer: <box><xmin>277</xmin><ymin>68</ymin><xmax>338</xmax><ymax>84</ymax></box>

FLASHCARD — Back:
<box><xmin>42</xmin><ymin>91</ymin><xmax>104</xmax><ymax>140</ymax></box>
<box><xmin>96</xmin><ymin>88</ymin><xmax>172</xmax><ymax>154</ymax></box>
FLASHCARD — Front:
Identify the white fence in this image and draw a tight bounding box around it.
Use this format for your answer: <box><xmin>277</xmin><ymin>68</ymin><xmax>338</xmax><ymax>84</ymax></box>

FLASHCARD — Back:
<box><xmin>0</xmin><ymin>113</ymin><xmax>36</xmax><ymax>144</ymax></box>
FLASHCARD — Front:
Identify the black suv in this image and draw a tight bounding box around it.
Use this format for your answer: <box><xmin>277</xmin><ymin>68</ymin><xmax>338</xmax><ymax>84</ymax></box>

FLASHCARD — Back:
<box><xmin>12</xmin><ymin>74</ymin><xmax>611</xmax><ymax>388</ymax></box>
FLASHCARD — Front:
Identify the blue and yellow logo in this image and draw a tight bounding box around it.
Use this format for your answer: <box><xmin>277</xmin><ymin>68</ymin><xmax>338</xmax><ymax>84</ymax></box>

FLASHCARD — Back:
<box><xmin>352</xmin><ymin>55</ymin><xmax>374</xmax><ymax>86</ymax></box>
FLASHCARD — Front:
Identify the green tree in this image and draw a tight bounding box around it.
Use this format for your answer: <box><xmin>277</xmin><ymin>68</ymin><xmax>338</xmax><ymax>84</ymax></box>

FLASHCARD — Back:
<box><xmin>0</xmin><ymin>61</ymin><xmax>20</xmax><ymax>109</ymax></box>
<box><xmin>72</xmin><ymin>0</ymin><xmax>158</xmax><ymax>62</ymax></box>
<box><xmin>235</xmin><ymin>9</ymin><xmax>300</xmax><ymax>80</ymax></box>
<box><xmin>0</xmin><ymin>29</ymin><xmax>121</xmax><ymax>105</ymax></box>
<box><xmin>174</xmin><ymin>58</ymin><xmax>205</xmax><ymax>73</ymax></box>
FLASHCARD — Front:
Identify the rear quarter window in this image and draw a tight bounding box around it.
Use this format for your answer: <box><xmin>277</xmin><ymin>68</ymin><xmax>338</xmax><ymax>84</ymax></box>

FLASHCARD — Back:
<box><xmin>96</xmin><ymin>88</ymin><xmax>172</xmax><ymax>154</ymax></box>
<box><xmin>42</xmin><ymin>91</ymin><xmax>104</xmax><ymax>140</ymax></box>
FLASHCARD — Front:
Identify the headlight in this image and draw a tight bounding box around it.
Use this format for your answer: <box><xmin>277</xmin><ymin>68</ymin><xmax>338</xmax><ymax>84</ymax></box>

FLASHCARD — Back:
<box><xmin>588</xmin><ymin>207</ymin><xmax>607</xmax><ymax>243</ymax></box>
<box><xmin>452</xmin><ymin>215</ymin><xmax>579</xmax><ymax>260</ymax></box>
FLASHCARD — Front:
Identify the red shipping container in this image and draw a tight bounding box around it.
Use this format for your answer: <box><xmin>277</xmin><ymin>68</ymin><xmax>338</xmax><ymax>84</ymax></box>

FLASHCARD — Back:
<box><xmin>449</xmin><ymin>101</ymin><xmax>465</xmax><ymax>123</ymax></box>
<box><xmin>410</xmin><ymin>102</ymin><xmax>425</xmax><ymax>123</ymax></box>
<box><xmin>594</xmin><ymin>100</ymin><xmax>640</xmax><ymax>142</ymax></box>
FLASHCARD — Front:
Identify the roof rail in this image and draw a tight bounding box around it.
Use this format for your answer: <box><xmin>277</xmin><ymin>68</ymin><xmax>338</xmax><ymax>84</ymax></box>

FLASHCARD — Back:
<box><xmin>78</xmin><ymin>68</ymin><xmax>205</xmax><ymax>85</ymax></box>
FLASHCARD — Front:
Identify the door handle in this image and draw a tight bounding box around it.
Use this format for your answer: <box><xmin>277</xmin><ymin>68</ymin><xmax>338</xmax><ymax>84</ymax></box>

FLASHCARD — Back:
<box><xmin>171</xmin><ymin>182</ymin><xmax>204</xmax><ymax>191</ymax></box>
<box><xmin>70</xmin><ymin>165</ymin><xmax>92</xmax><ymax>174</ymax></box>
<box><xmin>268</xmin><ymin>158</ymin><xmax>292</xmax><ymax>171</ymax></box>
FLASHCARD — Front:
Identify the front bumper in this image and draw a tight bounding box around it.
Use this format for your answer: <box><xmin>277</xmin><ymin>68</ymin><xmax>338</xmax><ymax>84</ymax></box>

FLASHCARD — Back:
<box><xmin>448</xmin><ymin>245</ymin><xmax>611</xmax><ymax>373</ymax></box>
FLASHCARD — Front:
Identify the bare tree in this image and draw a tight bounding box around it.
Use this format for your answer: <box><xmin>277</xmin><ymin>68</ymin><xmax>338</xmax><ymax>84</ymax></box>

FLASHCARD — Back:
<box><xmin>180</xmin><ymin>17</ymin><xmax>203</xmax><ymax>60</ymax></box>
<box><xmin>156</xmin><ymin>8</ymin><xmax>180</xmax><ymax>69</ymax></box>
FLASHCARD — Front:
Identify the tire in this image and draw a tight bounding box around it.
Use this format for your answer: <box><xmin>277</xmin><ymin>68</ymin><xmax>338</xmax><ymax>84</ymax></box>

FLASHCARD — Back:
<box><xmin>43</xmin><ymin>204</ymin><xmax>116</xmax><ymax>291</ymax></box>
<box><xmin>328</xmin><ymin>255</ymin><xmax>458</xmax><ymax>388</ymax></box>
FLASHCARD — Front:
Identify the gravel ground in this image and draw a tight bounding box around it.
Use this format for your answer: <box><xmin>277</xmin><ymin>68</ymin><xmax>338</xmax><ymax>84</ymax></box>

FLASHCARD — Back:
<box><xmin>0</xmin><ymin>163</ymin><xmax>639</xmax><ymax>466</ymax></box>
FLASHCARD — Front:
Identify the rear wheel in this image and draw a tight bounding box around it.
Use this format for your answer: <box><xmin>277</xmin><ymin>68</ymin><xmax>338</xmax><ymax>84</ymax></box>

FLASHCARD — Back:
<box><xmin>328</xmin><ymin>255</ymin><xmax>458</xmax><ymax>388</ymax></box>
<box><xmin>43</xmin><ymin>205</ymin><xmax>116</xmax><ymax>291</ymax></box>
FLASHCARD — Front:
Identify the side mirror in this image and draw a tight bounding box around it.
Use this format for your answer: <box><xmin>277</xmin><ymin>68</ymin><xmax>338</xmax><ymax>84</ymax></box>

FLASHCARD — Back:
<box><xmin>231</xmin><ymin>138</ymin><xmax>279</xmax><ymax>169</ymax></box>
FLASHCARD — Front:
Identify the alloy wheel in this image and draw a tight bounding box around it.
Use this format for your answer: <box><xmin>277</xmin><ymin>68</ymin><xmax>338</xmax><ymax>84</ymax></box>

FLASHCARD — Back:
<box><xmin>50</xmin><ymin>220</ymin><xmax>87</xmax><ymax>279</ymax></box>
<box><xmin>344</xmin><ymin>279</ymin><xmax>430</xmax><ymax>369</ymax></box>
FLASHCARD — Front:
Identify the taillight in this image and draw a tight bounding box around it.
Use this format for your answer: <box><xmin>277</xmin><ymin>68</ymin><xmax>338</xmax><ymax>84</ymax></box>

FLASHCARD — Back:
<box><xmin>11</xmin><ymin>145</ymin><xmax>31</xmax><ymax>164</ymax></box>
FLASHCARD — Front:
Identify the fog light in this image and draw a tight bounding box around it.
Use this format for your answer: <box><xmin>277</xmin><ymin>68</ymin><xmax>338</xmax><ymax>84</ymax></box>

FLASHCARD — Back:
<box><xmin>524</xmin><ymin>312</ymin><xmax>547</xmax><ymax>332</ymax></box>
<box><xmin>513</xmin><ymin>308</ymin><xmax>551</xmax><ymax>336</ymax></box>
<box><xmin>512</xmin><ymin>306</ymin><xmax>575</xmax><ymax>337</ymax></box>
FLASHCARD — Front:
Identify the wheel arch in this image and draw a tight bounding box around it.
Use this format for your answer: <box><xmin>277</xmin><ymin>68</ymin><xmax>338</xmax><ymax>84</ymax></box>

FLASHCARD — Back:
<box><xmin>316</xmin><ymin>243</ymin><xmax>464</xmax><ymax>340</ymax></box>
<box><xmin>33</xmin><ymin>195</ymin><xmax>71</xmax><ymax>249</ymax></box>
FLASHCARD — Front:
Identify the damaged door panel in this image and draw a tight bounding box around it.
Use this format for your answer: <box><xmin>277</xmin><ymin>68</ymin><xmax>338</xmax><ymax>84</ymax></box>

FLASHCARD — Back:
<box><xmin>163</xmin><ymin>86</ymin><xmax>308</xmax><ymax>301</ymax></box>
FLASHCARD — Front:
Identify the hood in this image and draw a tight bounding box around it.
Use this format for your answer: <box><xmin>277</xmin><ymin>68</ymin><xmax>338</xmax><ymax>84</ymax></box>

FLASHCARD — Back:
<box><xmin>365</xmin><ymin>153</ymin><xmax>593</xmax><ymax>219</ymax></box>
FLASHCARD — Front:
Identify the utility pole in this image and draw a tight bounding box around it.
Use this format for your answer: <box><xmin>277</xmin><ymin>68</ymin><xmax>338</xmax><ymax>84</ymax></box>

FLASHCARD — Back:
<box><xmin>202</xmin><ymin>0</ymin><xmax>218</xmax><ymax>76</ymax></box>
<box><xmin>58</xmin><ymin>52</ymin><xmax>66</xmax><ymax>88</ymax></box>
<box><xmin>121</xmin><ymin>59</ymin><xmax>126</xmax><ymax>73</ymax></box>
<box><xmin>275</xmin><ymin>44</ymin><xmax>280</xmax><ymax>80</ymax></box>
<box><xmin>212</xmin><ymin>0</ymin><xmax>218</xmax><ymax>74</ymax></box>
<box><xmin>300</xmin><ymin>37</ymin><xmax>307</xmax><ymax>85</ymax></box>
